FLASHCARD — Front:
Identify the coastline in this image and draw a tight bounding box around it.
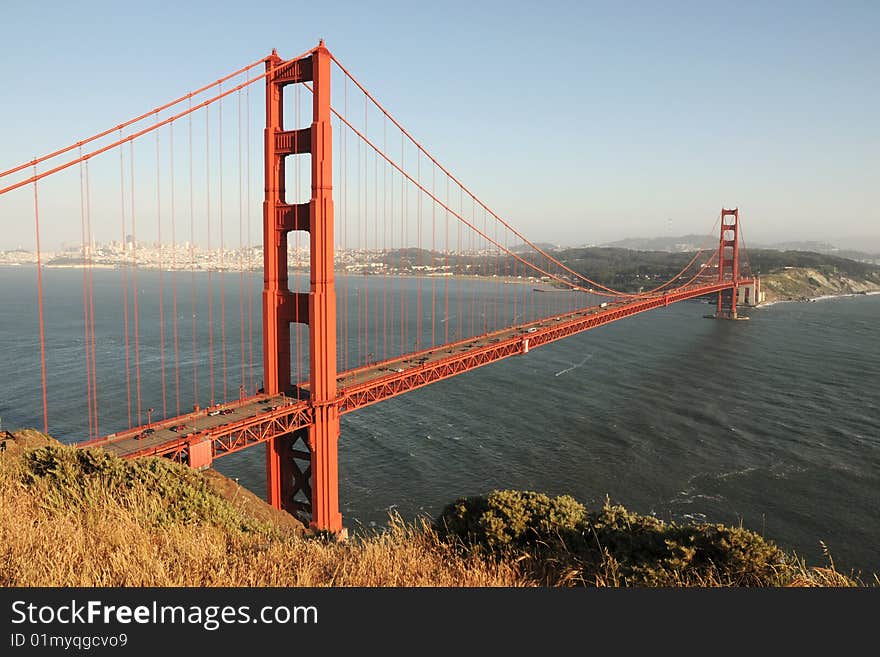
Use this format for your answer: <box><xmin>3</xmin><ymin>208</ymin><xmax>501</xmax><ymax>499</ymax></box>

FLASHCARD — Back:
<box><xmin>756</xmin><ymin>265</ymin><xmax>880</xmax><ymax>308</ymax></box>
<box><xmin>1</xmin><ymin>262</ymin><xmax>568</xmax><ymax>289</ymax></box>
<box><xmin>756</xmin><ymin>289</ymin><xmax>879</xmax><ymax>309</ymax></box>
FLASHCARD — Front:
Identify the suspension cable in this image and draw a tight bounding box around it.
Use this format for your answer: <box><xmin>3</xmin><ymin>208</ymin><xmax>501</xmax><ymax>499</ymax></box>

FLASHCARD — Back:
<box><xmin>1</xmin><ymin>48</ymin><xmax>315</xmax><ymax>197</ymax></box>
<box><xmin>119</xmin><ymin>131</ymin><xmax>132</xmax><ymax>428</ymax></box>
<box><xmin>0</xmin><ymin>57</ymin><xmax>270</xmax><ymax>182</ymax></box>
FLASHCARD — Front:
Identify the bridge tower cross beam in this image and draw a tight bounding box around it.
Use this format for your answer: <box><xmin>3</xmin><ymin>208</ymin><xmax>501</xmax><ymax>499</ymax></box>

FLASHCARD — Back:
<box><xmin>262</xmin><ymin>41</ymin><xmax>342</xmax><ymax>533</ymax></box>
<box><xmin>716</xmin><ymin>207</ymin><xmax>740</xmax><ymax>319</ymax></box>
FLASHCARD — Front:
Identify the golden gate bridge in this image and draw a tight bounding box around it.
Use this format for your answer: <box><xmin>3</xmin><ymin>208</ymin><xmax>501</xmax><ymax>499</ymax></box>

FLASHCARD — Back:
<box><xmin>0</xmin><ymin>41</ymin><xmax>760</xmax><ymax>532</ymax></box>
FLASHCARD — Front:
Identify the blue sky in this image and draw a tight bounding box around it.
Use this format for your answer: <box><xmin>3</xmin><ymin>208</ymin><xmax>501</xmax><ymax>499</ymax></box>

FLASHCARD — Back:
<box><xmin>1</xmin><ymin>0</ymin><xmax>877</xmax><ymax>250</ymax></box>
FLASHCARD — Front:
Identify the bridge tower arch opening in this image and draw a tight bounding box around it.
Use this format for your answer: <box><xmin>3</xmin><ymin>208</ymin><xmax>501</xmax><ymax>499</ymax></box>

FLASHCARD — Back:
<box><xmin>263</xmin><ymin>41</ymin><xmax>342</xmax><ymax>532</ymax></box>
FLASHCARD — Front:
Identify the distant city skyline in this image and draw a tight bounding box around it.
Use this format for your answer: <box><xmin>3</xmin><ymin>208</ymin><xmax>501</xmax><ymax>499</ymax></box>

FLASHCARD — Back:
<box><xmin>4</xmin><ymin>230</ymin><xmax>877</xmax><ymax>260</ymax></box>
<box><xmin>1</xmin><ymin>2</ymin><xmax>877</xmax><ymax>252</ymax></box>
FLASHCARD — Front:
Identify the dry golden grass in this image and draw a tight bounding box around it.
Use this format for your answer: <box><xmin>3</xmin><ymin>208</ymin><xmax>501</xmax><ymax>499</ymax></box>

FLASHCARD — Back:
<box><xmin>0</xmin><ymin>432</ymin><xmax>524</xmax><ymax>587</ymax></box>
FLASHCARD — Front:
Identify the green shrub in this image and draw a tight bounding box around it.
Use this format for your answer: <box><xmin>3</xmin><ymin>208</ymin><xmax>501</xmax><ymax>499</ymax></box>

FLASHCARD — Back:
<box><xmin>590</xmin><ymin>501</ymin><xmax>788</xmax><ymax>585</ymax></box>
<box><xmin>435</xmin><ymin>489</ymin><xmax>587</xmax><ymax>554</ymax></box>
<box><xmin>435</xmin><ymin>490</ymin><xmax>796</xmax><ymax>586</ymax></box>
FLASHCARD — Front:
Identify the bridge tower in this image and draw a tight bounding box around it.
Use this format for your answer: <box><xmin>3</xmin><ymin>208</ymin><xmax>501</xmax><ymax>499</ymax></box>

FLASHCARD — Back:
<box><xmin>263</xmin><ymin>42</ymin><xmax>342</xmax><ymax>532</ymax></box>
<box><xmin>716</xmin><ymin>208</ymin><xmax>740</xmax><ymax>319</ymax></box>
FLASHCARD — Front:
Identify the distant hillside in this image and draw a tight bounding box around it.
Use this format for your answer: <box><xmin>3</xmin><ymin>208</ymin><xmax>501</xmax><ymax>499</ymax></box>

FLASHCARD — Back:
<box><xmin>603</xmin><ymin>235</ymin><xmax>880</xmax><ymax>264</ymax></box>
<box><xmin>601</xmin><ymin>234</ymin><xmax>712</xmax><ymax>252</ymax></box>
<box><xmin>745</xmin><ymin>249</ymin><xmax>880</xmax><ymax>280</ymax></box>
<box><xmin>552</xmin><ymin>247</ymin><xmax>698</xmax><ymax>292</ymax></box>
<box><xmin>762</xmin><ymin>242</ymin><xmax>880</xmax><ymax>265</ymax></box>
<box><xmin>510</xmin><ymin>242</ymin><xmax>560</xmax><ymax>254</ymax></box>
<box><xmin>548</xmin><ymin>247</ymin><xmax>880</xmax><ymax>295</ymax></box>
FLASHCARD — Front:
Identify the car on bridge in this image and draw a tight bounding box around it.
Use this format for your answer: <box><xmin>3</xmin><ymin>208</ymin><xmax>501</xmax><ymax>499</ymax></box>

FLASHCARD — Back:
<box><xmin>134</xmin><ymin>427</ymin><xmax>155</xmax><ymax>440</ymax></box>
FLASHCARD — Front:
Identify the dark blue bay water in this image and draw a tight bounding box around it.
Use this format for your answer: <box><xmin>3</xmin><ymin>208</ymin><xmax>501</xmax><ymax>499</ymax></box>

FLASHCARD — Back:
<box><xmin>1</xmin><ymin>266</ymin><xmax>878</xmax><ymax>576</ymax></box>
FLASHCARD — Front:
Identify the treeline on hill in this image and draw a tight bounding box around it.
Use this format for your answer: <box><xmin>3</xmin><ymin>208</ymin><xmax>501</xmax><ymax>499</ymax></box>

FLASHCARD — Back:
<box><xmin>741</xmin><ymin>249</ymin><xmax>880</xmax><ymax>279</ymax></box>
<box><xmin>378</xmin><ymin>247</ymin><xmax>880</xmax><ymax>293</ymax></box>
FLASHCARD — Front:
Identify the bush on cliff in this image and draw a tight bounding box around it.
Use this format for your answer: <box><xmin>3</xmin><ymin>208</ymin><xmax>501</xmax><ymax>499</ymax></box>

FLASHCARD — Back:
<box><xmin>435</xmin><ymin>489</ymin><xmax>830</xmax><ymax>586</ymax></box>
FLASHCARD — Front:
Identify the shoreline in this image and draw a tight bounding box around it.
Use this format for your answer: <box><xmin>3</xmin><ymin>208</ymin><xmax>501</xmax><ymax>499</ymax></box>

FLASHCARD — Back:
<box><xmin>756</xmin><ymin>289</ymin><xmax>879</xmax><ymax>308</ymax></box>
<box><xmin>0</xmin><ymin>262</ymin><xmax>573</xmax><ymax>289</ymax></box>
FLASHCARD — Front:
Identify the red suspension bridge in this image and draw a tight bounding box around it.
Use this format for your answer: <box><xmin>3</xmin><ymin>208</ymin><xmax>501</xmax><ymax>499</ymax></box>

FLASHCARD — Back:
<box><xmin>0</xmin><ymin>42</ymin><xmax>760</xmax><ymax>532</ymax></box>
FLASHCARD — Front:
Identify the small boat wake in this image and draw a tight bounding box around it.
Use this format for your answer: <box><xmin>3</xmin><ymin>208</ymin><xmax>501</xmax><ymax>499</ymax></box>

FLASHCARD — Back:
<box><xmin>555</xmin><ymin>355</ymin><xmax>592</xmax><ymax>377</ymax></box>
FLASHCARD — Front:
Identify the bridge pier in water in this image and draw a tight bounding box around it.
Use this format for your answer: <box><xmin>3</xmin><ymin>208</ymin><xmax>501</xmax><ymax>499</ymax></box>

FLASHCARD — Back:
<box><xmin>263</xmin><ymin>42</ymin><xmax>343</xmax><ymax>533</ymax></box>
<box><xmin>737</xmin><ymin>279</ymin><xmax>764</xmax><ymax>307</ymax></box>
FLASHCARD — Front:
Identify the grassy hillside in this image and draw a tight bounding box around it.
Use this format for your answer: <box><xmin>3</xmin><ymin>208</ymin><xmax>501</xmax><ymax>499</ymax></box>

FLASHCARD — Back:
<box><xmin>760</xmin><ymin>266</ymin><xmax>880</xmax><ymax>302</ymax></box>
<box><xmin>0</xmin><ymin>430</ymin><xmax>868</xmax><ymax>587</ymax></box>
<box><xmin>553</xmin><ymin>247</ymin><xmax>880</xmax><ymax>295</ymax></box>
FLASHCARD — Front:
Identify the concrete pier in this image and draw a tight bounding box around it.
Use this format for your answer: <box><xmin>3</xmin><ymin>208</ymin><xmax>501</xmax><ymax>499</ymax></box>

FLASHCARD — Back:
<box><xmin>737</xmin><ymin>279</ymin><xmax>764</xmax><ymax>307</ymax></box>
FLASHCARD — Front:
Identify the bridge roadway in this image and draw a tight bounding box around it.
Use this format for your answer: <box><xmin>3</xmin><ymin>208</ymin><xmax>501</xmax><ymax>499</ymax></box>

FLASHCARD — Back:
<box><xmin>81</xmin><ymin>279</ymin><xmax>748</xmax><ymax>464</ymax></box>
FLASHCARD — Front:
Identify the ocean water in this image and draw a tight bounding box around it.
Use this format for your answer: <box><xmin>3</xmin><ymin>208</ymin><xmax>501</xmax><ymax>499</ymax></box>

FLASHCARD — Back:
<box><xmin>1</xmin><ymin>266</ymin><xmax>878</xmax><ymax>576</ymax></box>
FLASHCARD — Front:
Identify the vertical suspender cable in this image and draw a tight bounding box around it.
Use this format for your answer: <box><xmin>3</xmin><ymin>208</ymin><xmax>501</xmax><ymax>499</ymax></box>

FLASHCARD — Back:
<box><xmin>343</xmin><ymin>81</ymin><xmax>350</xmax><ymax>372</ymax></box>
<box><xmin>355</xmin><ymin>102</ymin><xmax>360</xmax><ymax>365</ymax></box>
<box><xmin>430</xmin><ymin>163</ymin><xmax>436</xmax><ymax>348</ymax></box>
<box><xmin>356</xmin><ymin>104</ymin><xmax>361</xmax><ymax>367</ymax></box>
<box><xmin>294</xmin><ymin>86</ymin><xmax>302</xmax><ymax>392</ymax></box>
<box><xmin>400</xmin><ymin>133</ymin><xmax>406</xmax><ymax>354</ymax></box>
<box><xmin>238</xmin><ymin>87</ymin><xmax>246</xmax><ymax>397</ymax></box>
<box><xmin>246</xmin><ymin>79</ymin><xmax>254</xmax><ymax>394</ymax></box>
<box><xmin>119</xmin><ymin>132</ymin><xmax>132</xmax><ymax>428</ymax></box>
<box><xmin>32</xmin><ymin>166</ymin><xmax>48</xmax><ymax>434</ymax></box>
<box><xmin>79</xmin><ymin>152</ymin><xmax>94</xmax><ymax>438</ymax></box>
<box><xmin>130</xmin><ymin>143</ymin><xmax>143</xmax><ymax>426</ymax></box>
<box><xmin>502</xmin><ymin>225</ymin><xmax>508</xmax><ymax>327</ymax></box>
<box><xmin>170</xmin><ymin>123</ymin><xmax>181</xmax><ymax>417</ymax></box>
<box><xmin>219</xmin><ymin>85</ymin><xmax>227</xmax><ymax>402</ymax></box>
<box><xmin>363</xmin><ymin>94</ymin><xmax>369</xmax><ymax>366</ymax></box>
<box><xmin>382</xmin><ymin>117</ymin><xmax>388</xmax><ymax>361</ymax></box>
<box><xmin>374</xmin><ymin>139</ymin><xmax>379</xmax><ymax>363</ymax></box>
<box><xmin>444</xmin><ymin>176</ymin><xmax>449</xmax><ymax>345</ymax></box>
<box><xmin>156</xmin><ymin>113</ymin><xmax>167</xmax><ymax>420</ymax></box>
<box><xmin>470</xmin><ymin>196</ymin><xmax>476</xmax><ymax>338</ymax></box>
<box><xmin>85</xmin><ymin>161</ymin><xmax>98</xmax><ymax>436</ymax></box>
<box><xmin>523</xmin><ymin>246</ymin><xmax>528</xmax><ymax>322</ymax></box>
<box><xmin>482</xmin><ymin>206</ymin><xmax>488</xmax><ymax>334</ymax></box>
<box><xmin>512</xmin><ymin>229</ymin><xmax>517</xmax><ymax>325</ymax></box>
<box><xmin>416</xmin><ymin>150</ymin><xmax>422</xmax><ymax>351</ymax></box>
<box><xmin>189</xmin><ymin>101</ymin><xmax>199</xmax><ymax>407</ymax></box>
<box><xmin>493</xmin><ymin>210</ymin><xmax>499</xmax><ymax>332</ymax></box>
<box><xmin>206</xmin><ymin>106</ymin><xmax>215</xmax><ymax>405</ymax></box>
<box><xmin>457</xmin><ymin>187</ymin><xmax>463</xmax><ymax>341</ymax></box>
<box><xmin>389</xmin><ymin>126</ymin><xmax>395</xmax><ymax>356</ymax></box>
